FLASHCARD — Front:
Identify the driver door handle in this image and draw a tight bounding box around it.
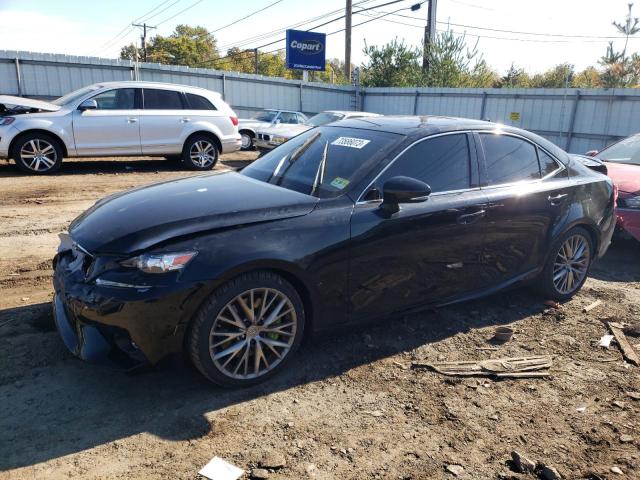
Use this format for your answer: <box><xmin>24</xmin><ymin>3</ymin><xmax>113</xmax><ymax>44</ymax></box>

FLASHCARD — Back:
<box><xmin>457</xmin><ymin>209</ymin><xmax>486</xmax><ymax>225</ymax></box>
<box><xmin>548</xmin><ymin>193</ymin><xmax>568</xmax><ymax>206</ymax></box>
<box><xmin>127</xmin><ymin>117</ymin><xmax>138</xmax><ymax>123</ymax></box>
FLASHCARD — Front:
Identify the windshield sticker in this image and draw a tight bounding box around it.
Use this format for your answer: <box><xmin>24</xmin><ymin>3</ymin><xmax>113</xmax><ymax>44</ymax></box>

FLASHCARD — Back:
<box><xmin>331</xmin><ymin>137</ymin><xmax>371</xmax><ymax>149</ymax></box>
<box><xmin>330</xmin><ymin>177</ymin><xmax>350</xmax><ymax>190</ymax></box>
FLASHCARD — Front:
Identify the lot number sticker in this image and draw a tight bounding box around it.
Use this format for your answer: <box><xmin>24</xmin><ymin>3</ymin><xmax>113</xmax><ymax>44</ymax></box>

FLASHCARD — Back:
<box><xmin>331</xmin><ymin>137</ymin><xmax>371</xmax><ymax>149</ymax></box>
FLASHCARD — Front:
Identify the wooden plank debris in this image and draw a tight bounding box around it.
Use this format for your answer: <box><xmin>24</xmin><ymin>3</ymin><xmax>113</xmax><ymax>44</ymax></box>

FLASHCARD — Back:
<box><xmin>608</xmin><ymin>322</ymin><xmax>640</xmax><ymax>366</ymax></box>
<box><xmin>412</xmin><ymin>355</ymin><xmax>552</xmax><ymax>378</ymax></box>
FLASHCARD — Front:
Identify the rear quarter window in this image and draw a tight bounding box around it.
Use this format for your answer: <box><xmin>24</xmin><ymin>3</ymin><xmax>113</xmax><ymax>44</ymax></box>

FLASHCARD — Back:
<box><xmin>185</xmin><ymin>93</ymin><xmax>216</xmax><ymax>110</ymax></box>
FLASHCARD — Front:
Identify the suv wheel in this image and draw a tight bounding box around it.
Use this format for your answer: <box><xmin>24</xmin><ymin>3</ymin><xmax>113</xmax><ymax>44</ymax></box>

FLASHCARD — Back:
<box><xmin>188</xmin><ymin>271</ymin><xmax>305</xmax><ymax>387</ymax></box>
<box><xmin>12</xmin><ymin>133</ymin><xmax>63</xmax><ymax>174</ymax></box>
<box><xmin>182</xmin><ymin>134</ymin><xmax>219</xmax><ymax>170</ymax></box>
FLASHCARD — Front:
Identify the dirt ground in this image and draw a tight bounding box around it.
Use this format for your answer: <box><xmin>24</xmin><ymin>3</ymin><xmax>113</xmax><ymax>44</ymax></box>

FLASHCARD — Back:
<box><xmin>1</xmin><ymin>154</ymin><xmax>639</xmax><ymax>480</ymax></box>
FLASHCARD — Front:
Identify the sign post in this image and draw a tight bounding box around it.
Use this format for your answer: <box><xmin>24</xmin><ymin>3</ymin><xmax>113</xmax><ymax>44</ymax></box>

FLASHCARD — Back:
<box><xmin>286</xmin><ymin>29</ymin><xmax>326</xmax><ymax>72</ymax></box>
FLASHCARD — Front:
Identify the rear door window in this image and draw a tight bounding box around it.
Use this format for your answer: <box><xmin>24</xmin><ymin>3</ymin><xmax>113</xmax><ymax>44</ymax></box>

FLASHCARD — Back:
<box><xmin>143</xmin><ymin>89</ymin><xmax>184</xmax><ymax>110</ymax></box>
<box><xmin>480</xmin><ymin>134</ymin><xmax>541</xmax><ymax>185</ymax></box>
<box><xmin>378</xmin><ymin>133</ymin><xmax>472</xmax><ymax>193</ymax></box>
<box><xmin>185</xmin><ymin>93</ymin><xmax>216</xmax><ymax>110</ymax></box>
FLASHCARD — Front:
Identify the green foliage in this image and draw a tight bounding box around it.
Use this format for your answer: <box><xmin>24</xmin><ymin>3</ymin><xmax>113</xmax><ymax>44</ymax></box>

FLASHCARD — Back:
<box><xmin>599</xmin><ymin>4</ymin><xmax>640</xmax><ymax>87</ymax></box>
<box><xmin>121</xmin><ymin>24</ymin><xmax>218</xmax><ymax>67</ymax></box>
<box><xmin>361</xmin><ymin>38</ymin><xmax>422</xmax><ymax>87</ymax></box>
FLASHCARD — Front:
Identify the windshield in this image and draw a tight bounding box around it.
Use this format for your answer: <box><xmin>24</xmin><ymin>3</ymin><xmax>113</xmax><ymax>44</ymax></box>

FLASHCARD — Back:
<box><xmin>306</xmin><ymin>112</ymin><xmax>344</xmax><ymax>127</ymax></box>
<box><xmin>52</xmin><ymin>85</ymin><xmax>100</xmax><ymax>106</ymax></box>
<box><xmin>598</xmin><ymin>135</ymin><xmax>640</xmax><ymax>166</ymax></box>
<box><xmin>252</xmin><ymin>110</ymin><xmax>278</xmax><ymax>122</ymax></box>
<box><xmin>242</xmin><ymin>126</ymin><xmax>403</xmax><ymax>198</ymax></box>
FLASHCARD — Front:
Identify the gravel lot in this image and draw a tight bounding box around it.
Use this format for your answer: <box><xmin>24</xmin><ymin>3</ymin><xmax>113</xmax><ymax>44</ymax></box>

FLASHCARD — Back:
<box><xmin>1</xmin><ymin>154</ymin><xmax>639</xmax><ymax>480</ymax></box>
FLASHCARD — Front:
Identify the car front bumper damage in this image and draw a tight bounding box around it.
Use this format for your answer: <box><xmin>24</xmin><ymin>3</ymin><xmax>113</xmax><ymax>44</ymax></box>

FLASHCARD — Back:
<box><xmin>52</xmin><ymin>249</ymin><xmax>203</xmax><ymax>370</ymax></box>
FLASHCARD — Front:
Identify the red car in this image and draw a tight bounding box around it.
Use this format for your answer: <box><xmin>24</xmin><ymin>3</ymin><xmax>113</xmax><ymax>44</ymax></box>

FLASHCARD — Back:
<box><xmin>587</xmin><ymin>134</ymin><xmax>640</xmax><ymax>241</ymax></box>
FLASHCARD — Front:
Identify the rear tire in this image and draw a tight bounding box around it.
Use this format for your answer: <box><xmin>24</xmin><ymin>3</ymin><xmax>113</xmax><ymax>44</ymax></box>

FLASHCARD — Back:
<box><xmin>536</xmin><ymin>226</ymin><xmax>593</xmax><ymax>301</ymax></box>
<box><xmin>188</xmin><ymin>271</ymin><xmax>305</xmax><ymax>387</ymax></box>
<box><xmin>12</xmin><ymin>132</ymin><xmax>63</xmax><ymax>174</ymax></box>
<box><xmin>181</xmin><ymin>134</ymin><xmax>219</xmax><ymax>170</ymax></box>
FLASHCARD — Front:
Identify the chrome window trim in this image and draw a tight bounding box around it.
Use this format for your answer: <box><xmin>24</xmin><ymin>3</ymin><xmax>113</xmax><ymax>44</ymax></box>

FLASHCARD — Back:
<box><xmin>356</xmin><ymin>130</ymin><xmax>478</xmax><ymax>204</ymax></box>
<box><xmin>476</xmin><ymin>131</ymin><xmax>566</xmax><ymax>190</ymax></box>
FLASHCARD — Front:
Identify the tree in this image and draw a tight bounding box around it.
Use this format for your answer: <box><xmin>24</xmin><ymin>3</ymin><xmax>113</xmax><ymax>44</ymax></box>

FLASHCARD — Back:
<box><xmin>120</xmin><ymin>25</ymin><xmax>218</xmax><ymax>67</ymax></box>
<box><xmin>499</xmin><ymin>63</ymin><xmax>532</xmax><ymax>88</ymax></box>
<box><xmin>572</xmin><ymin>66</ymin><xmax>603</xmax><ymax>88</ymax></box>
<box><xmin>599</xmin><ymin>3</ymin><xmax>640</xmax><ymax>87</ymax></box>
<box><xmin>361</xmin><ymin>38</ymin><xmax>422</xmax><ymax>87</ymax></box>
<box><xmin>422</xmin><ymin>30</ymin><xmax>486</xmax><ymax>87</ymax></box>
<box><xmin>530</xmin><ymin>63</ymin><xmax>575</xmax><ymax>88</ymax></box>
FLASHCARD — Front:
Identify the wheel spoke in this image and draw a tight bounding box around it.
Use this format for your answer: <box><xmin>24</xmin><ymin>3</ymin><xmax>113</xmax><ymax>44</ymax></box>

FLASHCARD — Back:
<box><xmin>214</xmin><ymin>339</ymin><xmax>247</xmax><ymax>361</ymax></box>
<box><xmin>262</xmin><ymin>298</ymin><xmax>288</xmax><ymax>327</ymax></box>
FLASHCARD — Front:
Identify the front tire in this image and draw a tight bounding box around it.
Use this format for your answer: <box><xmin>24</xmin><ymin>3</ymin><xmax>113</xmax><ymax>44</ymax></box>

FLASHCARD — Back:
<box><xmin>240</xmin><ymin>131</ymin><xmax>254</xmax><ymax>151</ymax></box>
<box><xmin>537</xmin><ymin>226</ymin><xmax>593</xmax><ymax>301</ymax></box>
<box><xmin>182</xmin><ymin>134</ymin><xmax>219</xmax><ymax>170</ymax></box>
<box><xmin>12</xmin><ymin>133</ymin><xmax>63</xmax><ymax>174</ymax></box>
<box><xmin>188</xmin><ymin>271</ymin><xmax>305</xmax><ymax>387</ymax></box>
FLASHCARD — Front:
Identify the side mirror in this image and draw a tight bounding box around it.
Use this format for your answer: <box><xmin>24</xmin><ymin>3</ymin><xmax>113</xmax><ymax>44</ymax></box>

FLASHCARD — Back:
<box><xmin>78</xmin><ymin>99</ymin><xmax>97</xmax><ymax>111</ymax></box>
<box><xmin>381</xmin><ymin>176</ymin><xmax>431</xmax><ymax>214</ymax></box>
<box><xmin>585</xmin><ymin>150</ymin><xmax>599</xmax><ymax>157</ymax></box>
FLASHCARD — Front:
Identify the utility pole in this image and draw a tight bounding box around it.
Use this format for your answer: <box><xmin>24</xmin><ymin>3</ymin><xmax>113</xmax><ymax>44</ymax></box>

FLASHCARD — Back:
<box><xmin>254</xmin><ymin>48</ymin><xmax>259</xmax><ymax>75</ymax></box>
<box><xmin>422</xmin><ymin>0</ymin><xmax>437</xmax><ymax>72</ymax></box>
<box><xmin>132</xmin><ymin>23</ymin><xmax>156</xmax><ymax>62</ymax></box>
<box><xmin>345</xmin><ymin>0</ymin><xmax>352</xmax><ymax>81</ymax></box>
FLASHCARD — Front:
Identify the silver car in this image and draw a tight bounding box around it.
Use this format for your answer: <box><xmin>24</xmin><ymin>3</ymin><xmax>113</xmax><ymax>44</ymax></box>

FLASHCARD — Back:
<box><xmin>254</xmin><ymin>110</ymin><xmax>381</xmax><ymax>151</ymax></box>
<box><xmin>238</xmin><ymin>109</ymin><xmax>308</xmax><ymax>151</ymax></box>
<box><xmin>0</xmin><ymin>81</ymin><xmax>241</xmax><ymax>174</ymax></box>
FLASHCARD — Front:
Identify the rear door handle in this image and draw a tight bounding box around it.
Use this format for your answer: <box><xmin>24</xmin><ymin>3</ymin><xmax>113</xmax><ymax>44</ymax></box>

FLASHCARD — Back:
<box><xmin>548</xmin><ymin>193</ymin><xmax>568</xmax><ymax>206</ymax></box>
<box><xmin>180</xmin><ymin>117</ymin><xmax>191</xmax><ymax>123</ymax></box>
<box><xmin>127</xmin><ymin>117</ymin><xmax>138</xmax><ymax>123</ymax></box>
<box><xmin>457</xmin><ymin>209</ymin><xmax>486</xmax><ymax>224</ymax></box>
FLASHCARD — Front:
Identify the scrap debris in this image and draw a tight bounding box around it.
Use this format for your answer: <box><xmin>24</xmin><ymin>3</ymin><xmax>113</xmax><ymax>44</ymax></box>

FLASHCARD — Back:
<box><xmin>608</xmin><ymin>322</ymin><xmax>640</xmax><ymax>366</ymax></box>
<box><xmin>413</xmin><ymin>355</ymin><xmax>552</xmax><ymax>378</ymax></box>
<box><xmin>583</xmin><ymin>299</ymin><xmax>603</xmax><ymax>313</ymax></box>
<box><xmin>198</xmin><ymin>456</ymin><xmax>244</xmax><ymax>480</ymax></box>
<box><xmin>597</xmin><ymin>334</ymin><xmax>614</xmax><ymax>348</ymax></box>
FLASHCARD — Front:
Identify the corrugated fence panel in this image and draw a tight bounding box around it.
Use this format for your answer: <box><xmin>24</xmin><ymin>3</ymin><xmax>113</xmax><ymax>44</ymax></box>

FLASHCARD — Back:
<box><xmin>2</xmin><ymin>50</ymin><xmax>640</xmax><ymax>153</ymax></box>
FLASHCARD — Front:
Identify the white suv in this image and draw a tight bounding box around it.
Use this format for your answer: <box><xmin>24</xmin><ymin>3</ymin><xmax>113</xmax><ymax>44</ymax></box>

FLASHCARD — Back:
<box><xmin>0</xmin><ymin>81</ymin><xmax>241</xmax><ymax>174</ymax></box>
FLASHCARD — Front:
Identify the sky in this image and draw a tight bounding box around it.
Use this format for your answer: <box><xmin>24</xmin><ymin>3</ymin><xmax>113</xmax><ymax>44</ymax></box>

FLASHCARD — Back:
<box><xmin>0</xmin><ymin>0</ymin><xmax>638</xmax><ymax>75</ymax></box>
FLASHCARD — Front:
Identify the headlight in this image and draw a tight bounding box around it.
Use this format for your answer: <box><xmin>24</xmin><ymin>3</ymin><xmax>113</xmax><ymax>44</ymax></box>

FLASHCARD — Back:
<box><xmin>120</xmin><ymin>251</ymin><xmax>197</xmax><ymax>273</ymax></box>
<box><xmin>619</xmin><ymin>195</ymin><xmax>640</xmax><ymax>209</ymax></box>
<box><xmin>0</xmin><ymin>117</ymin><xmax>15</xmax><ymax>126</ymax></box>
<box><xmin>271</xmin><ymin>136</ymin><xmax>287</xmax><ymax>145</ymax></box>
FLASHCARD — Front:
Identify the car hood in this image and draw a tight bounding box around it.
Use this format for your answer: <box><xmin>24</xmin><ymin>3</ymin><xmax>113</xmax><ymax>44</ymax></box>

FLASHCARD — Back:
<box><xmin>260</xmin><ymin>124</ymin><xmax>312</xmax><ymax>138</ymax></box>
<box><xmin>69</xmin><ymin>172</ymin><xmax>318</xmax><ymax>255</ymax></box>
<box><xmin>238</xmin><ymin>119</ymin><xmax>273</xmax><ymax>129</ymax></box>
<box><xmin>0</xmin><ymin>95</ymin><xmax>61</xmax><ymax>112</ymax></box>
<box><xmin>604</xmin><ymin>161</ymin><xmax>640</xmax><ymax>194</ymax></box>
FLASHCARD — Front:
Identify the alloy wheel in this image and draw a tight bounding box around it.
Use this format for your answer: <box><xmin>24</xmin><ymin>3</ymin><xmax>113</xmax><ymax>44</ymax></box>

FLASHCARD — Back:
<box><xmin>20</xmin><ymin>139</ymin><xmax>58</xmax><ymax>172</ymax></box>
<box><xmin>209</xmin><ymin>288</ymin><xmax>297</xmax><ymax>380</ymax></box>
<box><xmin>553</xmin><ymin>234</ymin><xmax>590</xmax><ymax>294</ymax></box>
<box><xmin>189</xmin><ymin>140</ymin><xmax>216</xmax><ymax>168</ymax></box>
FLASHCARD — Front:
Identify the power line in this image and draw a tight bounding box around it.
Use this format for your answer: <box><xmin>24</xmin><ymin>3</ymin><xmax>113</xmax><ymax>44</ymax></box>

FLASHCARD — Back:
<box><xmin>132</xmin><ymin>0</ymin><xmax>175</xmax><ymax>23</ymax></box>
<box><xmin>141</xmin><ymin>0</ymin><xmax>184</xmax><ymax>23</ymax></box>
<box><xmin>211</xmin><ymin>0</ymin><xmax>283</xmax><ymax>33</ymax></box>
<box><xmin>155</xmin><ymin>0</ymin><xmax>204</xmax><ymax>26</ymax></box>
<box><xmin>204</xmin><ymin>2</ymin><xmax>425</xmax><ymax>69</ymax></box>
<box><xmin>216</xmin><ymin>0</ymin><xmax>376</xmax><ymax>51</ymax></box>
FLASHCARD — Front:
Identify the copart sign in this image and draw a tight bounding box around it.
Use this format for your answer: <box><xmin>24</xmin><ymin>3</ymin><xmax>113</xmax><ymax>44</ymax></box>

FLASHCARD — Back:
<box><xmin>286</xmin><ymin>29</ymin><xmax>326</xmax><ymax>71</ymax></box>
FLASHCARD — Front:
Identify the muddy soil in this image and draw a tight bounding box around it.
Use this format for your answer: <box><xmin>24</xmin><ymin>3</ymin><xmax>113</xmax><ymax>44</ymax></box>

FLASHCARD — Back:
<box><xmin>1</xmin><ymin>154</ymin><xmax>639</xmax><ymax>480</ymax></box>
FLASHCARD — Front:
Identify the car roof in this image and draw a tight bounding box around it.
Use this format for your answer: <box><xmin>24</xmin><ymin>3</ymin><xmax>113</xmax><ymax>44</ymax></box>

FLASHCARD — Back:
<box><xmin>321</xmin><ymin>110</ymin><xmax>380</xmax><ymax>117</ymax></box>
<box><xmin>92</xmin><ymin>81</ymin><xmax>221</xmax><ymax>95</ymax></box>
<box><xmin>330</xmin><ymin>115</ymin><xmax>569</xmax><ymax>159</ymax></box>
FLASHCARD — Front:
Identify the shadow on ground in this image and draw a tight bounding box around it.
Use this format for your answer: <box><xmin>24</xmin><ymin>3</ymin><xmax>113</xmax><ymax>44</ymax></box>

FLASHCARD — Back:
<box><xmin>0</xmin><ymin>236</ymin><xmax>637</xmax><ymax>472</ymax></box>
<box><xmin>0</xmin><ymin>155</ymin><xmax>254</xmax><ymax>177</ymax></box>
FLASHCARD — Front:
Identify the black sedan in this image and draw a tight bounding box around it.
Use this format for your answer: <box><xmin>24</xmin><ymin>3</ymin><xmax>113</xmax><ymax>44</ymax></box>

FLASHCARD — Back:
<box><xmin>53</xmin><ymin>116</ymin><xmax>616</xmax><ymax>387</ymax></box>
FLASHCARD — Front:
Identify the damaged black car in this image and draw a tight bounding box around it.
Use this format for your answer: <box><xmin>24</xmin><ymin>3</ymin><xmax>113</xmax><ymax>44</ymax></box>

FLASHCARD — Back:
<box><xmin>53</xmin><ymin>116</ymin><xmax>616</xmax><ymax>387</ymax></box>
